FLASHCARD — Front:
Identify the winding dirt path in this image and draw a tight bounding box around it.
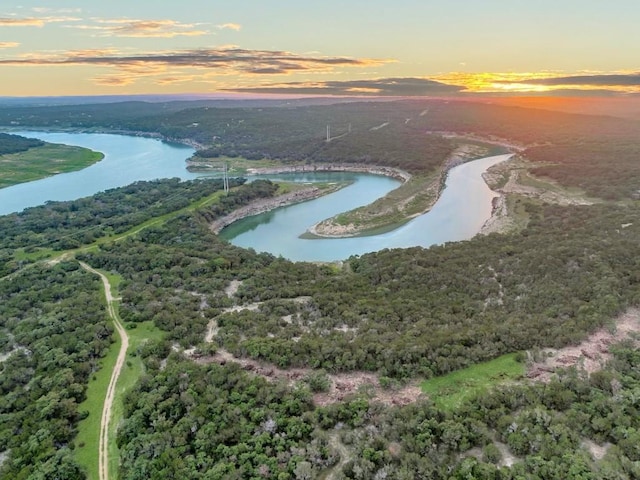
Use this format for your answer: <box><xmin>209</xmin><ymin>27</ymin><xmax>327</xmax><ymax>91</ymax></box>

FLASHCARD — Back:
<box><xmin>80</xmin><ymin>262</ymin><xmax>128</xmax><ymax>480</ymax></box>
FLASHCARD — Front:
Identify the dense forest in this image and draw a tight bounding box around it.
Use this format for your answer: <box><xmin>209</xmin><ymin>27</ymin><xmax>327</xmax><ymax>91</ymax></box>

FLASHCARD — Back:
<box><xmin>113</xmin><ymin>344</ymin><xmax>640</xmax><ymax>479</ymax></box>
<box><xmin>1</xmin><ymin>98</ymin><xmax>639</xmax><ymax>478</ymax></box>
<box><xmin>0</xmin><ymin>262</ymin><xmax>108</xmax><ymax>479</ymax></box>
<box><xmin>76</xmin><ymin>199</ymin><xmax>640</xmax><ymax>380</ymax></box>
<box><xmin>0</xmin><ymin>177</ymin><xmax>283</xmax><ymax>277</ymax></box>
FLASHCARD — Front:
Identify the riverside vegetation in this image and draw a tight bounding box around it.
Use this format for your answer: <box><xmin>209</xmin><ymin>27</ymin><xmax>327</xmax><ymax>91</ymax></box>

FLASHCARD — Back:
<box><xmin>0</xmin><ymin>98</ymin><xmax>639</xmax><ymax>478</ymax></box>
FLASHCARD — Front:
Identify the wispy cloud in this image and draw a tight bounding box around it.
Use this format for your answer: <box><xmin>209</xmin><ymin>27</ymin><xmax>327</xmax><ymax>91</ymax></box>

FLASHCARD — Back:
<box><xmin>31</xmin><ymin>7</ymin><xmax>82</xmax><ymax>14</ymax></box>
<box><xmin>0</xmin><ymin>42</ymin><xmax>20</xmax><ymax>49</ymax></box>
<box><xmin>0</xmin><ymin>47</ymin><xmax>386</xmax><ymax>70</ymax></box>
<box><xmin>0</xmin><ymin>17</ymin><xmax>45</xmax><ymax>27</ymax></box>
<box><xmin>224</xmin><ymin>77</ymin><xmax>463</xmax><ymax>96</ymax></box>
<box><xmin>0</xmin><ymin>47</ymin><xmax>389</xmax><ymax>87</ymax></box>
<box><xmin>71</xmin><ymin>18</ymin><xmax>209</xmax><ymax>38</ymax></box>
<box><xmin>0</xmin><ymin>15</ymin><xmax>80</xmax><ymax>27</ymax></box>
<box><xmin>92</xmin><ymin>75</ymin><xmax>135</xmax><ymax>86</ymax></box>
<box><xmin>501</xmin><ymin>73</ymin><xmax>640</xmax><ymax>87</ymax></box>
<box><xmin>217</xmin><ymin>23</ymin><xmax>241</xmax><ymax>31</ymax></box>
<box><xmin>429</xmin><ymin>71</ymin><xmax>640</xmax><ymax>94</ymax></box>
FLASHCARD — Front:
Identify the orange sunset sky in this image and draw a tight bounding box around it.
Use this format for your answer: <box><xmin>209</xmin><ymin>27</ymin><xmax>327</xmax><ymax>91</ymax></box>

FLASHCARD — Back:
<box><xmin>1</xmin><ymin>0</ymin><xmax>639</xmax><ymax>98</ymax></box>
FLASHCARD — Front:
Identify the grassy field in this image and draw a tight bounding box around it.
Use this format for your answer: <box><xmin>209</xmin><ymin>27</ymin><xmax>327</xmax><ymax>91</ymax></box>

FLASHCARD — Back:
<box><xmin>421</xmin><ymin>353</ymin><xmax>525</xmax><ymax>410</ymax></box>
<box><xmin>0</xmin><ymin>143</ymin><xmax>103</xmax><ymax>188</ymax></box>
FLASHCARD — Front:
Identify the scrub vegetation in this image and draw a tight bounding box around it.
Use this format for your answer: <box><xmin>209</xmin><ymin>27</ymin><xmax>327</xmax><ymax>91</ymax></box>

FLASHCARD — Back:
<box><xmin>1</xmin><ymin>98</ymin><xmax>640</xmax><ymax>478</ymax></box>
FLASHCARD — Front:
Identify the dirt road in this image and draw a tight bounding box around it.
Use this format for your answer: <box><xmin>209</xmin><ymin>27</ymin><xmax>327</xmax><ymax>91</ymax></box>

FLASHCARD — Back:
<box><xmin>80</xmin><ymin>262</ymin><xmax>129</xmax><ymax>480</ymax></box>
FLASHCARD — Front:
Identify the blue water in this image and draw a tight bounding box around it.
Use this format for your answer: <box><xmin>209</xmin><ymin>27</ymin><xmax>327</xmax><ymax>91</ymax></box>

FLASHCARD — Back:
<box><xmin>0</xmin><ymin>131</ymin><xmax>510</xmax><ymax>262</ymax></box>
<box><xmin>223</xmin><ymin>154</ymin><xmax>511</xmax><ymax>261</ymax></box>
<box><xmin>0</xmin><ymin>131</ymin><xmax>198</xmax><ymax>215</ymax></box>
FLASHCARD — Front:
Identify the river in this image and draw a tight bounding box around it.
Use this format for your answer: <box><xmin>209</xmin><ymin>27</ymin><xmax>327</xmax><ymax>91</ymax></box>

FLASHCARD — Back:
<box><xmin>221</xmin><ymin>154</ymin><xmax>511</xmax><ymax>261</ymax></box>
<box><xmin>0</xmin><ymin>131</ymin><xmax>198</xmax><ymax>215</ymax></box>
<box><xmin>0</xmin><ymin>131</ymin><xmax>510</xmax><ymax>262</ymax></box>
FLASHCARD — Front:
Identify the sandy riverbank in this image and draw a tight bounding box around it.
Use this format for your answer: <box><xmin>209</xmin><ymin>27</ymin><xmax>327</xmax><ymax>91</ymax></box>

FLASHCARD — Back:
<box><xmin>428</xmin><ymin>131</ymin><xmax>527</xmax><ymax>153</ymax></box>
<box><xmin>479</xmin><ymin>157</ymin><xmax>596</xmax><ymax>235</ymax></box>
<box><xmin>209</xmin><ymin>184</ymin><xmax>347</xmax><ymax>234</ymax></box>
<box><xmin>308</xmin><ymin>144</ymin><xmax>501</xmax><ymax>238</ymax></box>
<box><xmin>245</xmin><ymin>163</ymin><xmax>412</xmax><ymax>182</ymax></box>
<box><xmin>208</xmin><ymin>163</ymin><xmax>412</xmax><ymax>236</ymax></box>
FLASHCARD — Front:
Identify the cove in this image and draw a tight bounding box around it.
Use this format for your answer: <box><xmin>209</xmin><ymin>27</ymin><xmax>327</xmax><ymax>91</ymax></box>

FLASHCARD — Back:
<box><xmin>0</xmin><ymin>131</ymin><xmax>198</xmax><ymax>216</ymax></box>
<box><xmin>222</xmin><ymin>154</ymin><xmax>512</xmax><ymax>262</ymax></box>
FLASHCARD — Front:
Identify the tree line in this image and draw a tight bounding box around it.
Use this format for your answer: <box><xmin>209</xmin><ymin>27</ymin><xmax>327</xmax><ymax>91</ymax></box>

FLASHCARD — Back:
<box><xmin>0</xmin><ymin>132</ymin><xmax>43</xmax><ymax>155</ymax></box>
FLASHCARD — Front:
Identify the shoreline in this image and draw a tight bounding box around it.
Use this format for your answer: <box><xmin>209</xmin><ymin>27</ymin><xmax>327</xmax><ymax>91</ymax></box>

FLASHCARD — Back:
<box><xmin>244</xmin><ymin>163</ymin><xmax>412</xmax><ymax>183</ymax></box>
<box><xmin>210</xmin><ymin>184</ymin><xmax>348</xmax><ymax>235</ymax></box>
<box><xmin>0</xmin><ymin>140</ymin><xmax>105</xmax><ymax>190</ymax></box>
<box><xmin>426</xmin><ymin>131</ymin><xmax>527</xmax><ymax>153</ymax></box>
<box><xmin>208</xmin><ymin>163</ymin><xmax>411</xmax><ymax>237</ymax></box>
<box><xmin>0</xmin><ymin>126</ymin><xmax>207</xmax><ymax>151</ymax></box>
<box><xmin>246</xmin><ymin>164</ymin><xmax>413</xmax><ymax>238</ymax></box>
<box><xmin>306</xmin><ymin>145</ymin><xmax>511</xmax><ymax>238</ymax></box>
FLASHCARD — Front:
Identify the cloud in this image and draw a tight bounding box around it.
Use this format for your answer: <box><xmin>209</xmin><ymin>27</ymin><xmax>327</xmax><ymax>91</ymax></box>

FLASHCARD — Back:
<box><xmin>223</xmin><ymin>77</ymin><xmax>463</xmax><ymax>96</ymax></box>
<box><xmin>424</xmin><ymin>71</ymin><xmax>640</xmax><ymax>95</ymax></box>
<box><xmin>31</xmin><ymin>7</ymin><xmax>82</xmax><ymax>14</ymax></box>
<box><xmin>156</xmin><ymin>76</ymin><xmax>192</xmax><ymax>85</ymax></box>
<box><xmin>0</xmin><ymin>17</ymin><xmax>45</xmax><ymax>27</ymax></box>
<box><xmin>0</xmin><ymin>47</ymin><xmax>389</xmax><ymax>87</ymax></box>
<box><xmin>217</xmin><ymin>23</ymin><xmax>241</xmax><ymax>31</ymax></box>
<box><xmin>0</xmin><ymin>15</ymin><xmax>80</xmax><ymax>27</ymax></box>
<box><xmin>0</xmin><ymin>42</ymin><xmax>20</xmax><ymax>49</ymax></box>
<box><xmin>502</xmin><ymin>73</ymin><xmax>640</xmax><ymax>87</ymax></box>
<box><xmin>79</xmin><ymin>19</ymin><xmax>209</xmax><ymax>38</ymax></box>
<box><xmin>92</xmin><ymin>75</ymin><xmax>135</xmax><ymax>86</ymax></box>
<box><xmin>0</xmin><ymin>47</ymin><xmax>385</xmax><ymax>71</ymax></box>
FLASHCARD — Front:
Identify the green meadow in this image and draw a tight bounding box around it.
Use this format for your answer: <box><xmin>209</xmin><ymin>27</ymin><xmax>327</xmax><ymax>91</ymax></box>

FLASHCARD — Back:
<box><xmin>0</xmin><ymin>143</ymin><xmax>103</xmax><ymax>188</ymax></box>
<box><xmin>421</xmin><ymin>353</ymin><xmax>525</xmax><ymax>410</ymax></box>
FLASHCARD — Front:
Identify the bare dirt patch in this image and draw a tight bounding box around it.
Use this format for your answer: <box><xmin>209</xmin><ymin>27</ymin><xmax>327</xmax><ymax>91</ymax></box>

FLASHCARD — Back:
<box><xmin>0</xmin><ymin>346</ymin><xmax>27</xmax><ymax>363</ymax></box>
<box><xmin>314</xmin><ymin>372</ymin><xmax>424</xmax><ymax>407</ymax></box>
<box><xmin>495</xmin><ymin>440</ymin><xmax>518</xmax><ymax>467</ymax></box>
<box><xmin>500</xmin><ymin>169</ymin><xmax>593</xmax><ymax>206</ymax></box>
<box><xmin>205</xmin><ymin>302</ymin><xmax>261</xmax><ymax>342</ymax></box>
<box><xmin>481</xmin><ymin>159</ymin><xmax>597</xmax><ymax>235</ymax></box>
<box><xmin>225</xmin><ymin>279</ymin><xmax>242</xmax><ymax>298</ymax></box>
<box><xmin>45</xmin><ymin>252</ymin><xmax>72</xmax><ymax>266</ymax></box>
<box><xmin>527</xmin><ymin>308</ymin><xmax>640</xmax><ymax>382</ymax></box>
<box><xmin>461</xmin><ymin>438</ymin><xmax>519</xmax><ymax>467</ymax></box>
<box><xmin>582</xmin><ymin>439</ymin><xmax>612</xmax><ymax>460</ymax></box>
<box><xmin>189</xmin><ymin>348</ymin><xmax>423</xmax><ymax>407</ymax></box>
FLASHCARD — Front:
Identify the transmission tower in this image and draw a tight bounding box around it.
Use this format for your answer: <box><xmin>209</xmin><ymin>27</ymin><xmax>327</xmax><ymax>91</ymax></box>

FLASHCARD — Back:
<box><xmin>223</xmin><ymin>162</ymin><xmax>229</xmax><ymax>193</ymax></box>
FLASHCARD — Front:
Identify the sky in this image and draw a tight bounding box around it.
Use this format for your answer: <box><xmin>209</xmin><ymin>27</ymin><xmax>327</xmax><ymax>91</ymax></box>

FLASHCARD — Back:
<box><xmin>1</xmin><ymin>0</ymin><xmax>640</xmax><ymax>97</ymax></box>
